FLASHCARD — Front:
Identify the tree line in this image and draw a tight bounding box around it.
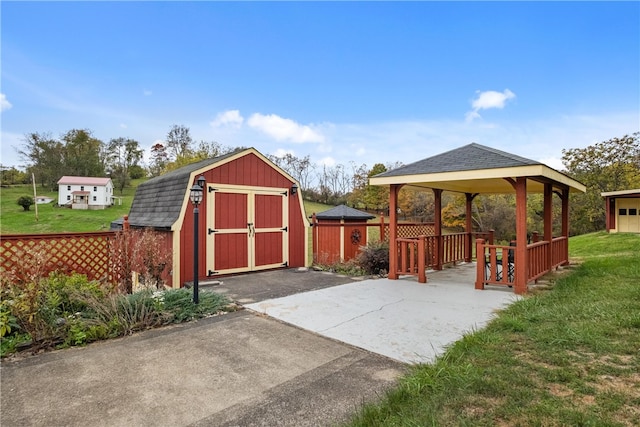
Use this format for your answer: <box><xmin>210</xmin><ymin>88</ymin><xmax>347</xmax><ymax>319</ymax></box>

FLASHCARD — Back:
<box><xmin>4</xmin><ymin>126</ymin><xmax>638</xmax><ymax>237</ymax></box>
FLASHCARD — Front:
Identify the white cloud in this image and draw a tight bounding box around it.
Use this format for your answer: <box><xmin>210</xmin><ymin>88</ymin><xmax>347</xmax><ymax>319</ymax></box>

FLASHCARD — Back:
<box><xmin>247</xmin><ymin>113</ymin><xmax>325</xmax><ymax>143</ymax></box>
<box><xmin>318</xmin><ymin>156</ymin><xmax>336</xmax><ymax>166</ymax></box>
<box><xmin>210</xmin><ymin>109</ymin><xmax>244</xmax><ymax>128</ymax></box>
<box><xmin>539</xmin><ymin>156</ymin><xmax>565</xmax><ymax>171</ymax></box>
<box><xmin>143</xmin><ymin>89</ymin><xmax>152</xmax><ymax>96</ymax></box>
<box><xmin>466</xmin><ymin>89</ymin><xmax>516</xmax><ymax>122</ymax></box>
<box><xmin>119</xmin><ymin>123</ymin><xmax>127</xmax><ymax>129</ymax></box>
<box><xmin>272</xmin><ymin>148</ymin><xmax>295</xmax><ymax>158</ymax></box>
<box><xmin>1</xmin><ymin>94</ymin><xmax>12</xmax><ymax>112</ymax></box>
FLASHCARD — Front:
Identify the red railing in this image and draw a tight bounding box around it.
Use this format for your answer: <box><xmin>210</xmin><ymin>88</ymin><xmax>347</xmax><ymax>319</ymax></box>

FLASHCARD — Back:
<box><xmin>476</xmin><ymin>235</ymin><xmax>569</xmax><ymax>293</ymax></box>
<box><xmin>551</xmin><ymin>237</ymin><xmax>568</xmax><ymax>269</ymax></box>
<box><xmin>476</xmin><ymin>243</ymin><xmax>515</xmax><ymax>287</ymax></box>
<box><xmin>526</xmin><ymin>240</ymin><xmax>549</xmax><ymax>282</ymax></box>
<box><xmin>394</xmin><ymin>237</ymin><xmax>426</xmax><ymax>283</ymax></box>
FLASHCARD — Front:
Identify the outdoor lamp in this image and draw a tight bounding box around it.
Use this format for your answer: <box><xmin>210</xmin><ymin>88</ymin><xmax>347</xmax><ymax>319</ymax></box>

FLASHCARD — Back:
<box><xmin>190</xmin><ymin>175</ymin><xmax>206</xmax><ymax>304</ymax></box>
<box><xmin>291</xmin><ymin>183</ymin><xmax>298</xmax><ymax>195</ymax></box>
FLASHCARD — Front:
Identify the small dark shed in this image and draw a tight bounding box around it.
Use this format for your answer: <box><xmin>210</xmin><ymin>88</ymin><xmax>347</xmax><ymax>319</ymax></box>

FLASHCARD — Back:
<box><xmin>128</xmin><ymin>148</ymin><xmax>309</xmax><ymax>288</ymax></box>
<box><xmin>311</xmin><ymin>205</ymin><xmax>375</xmax><ymax>264</ymax></box>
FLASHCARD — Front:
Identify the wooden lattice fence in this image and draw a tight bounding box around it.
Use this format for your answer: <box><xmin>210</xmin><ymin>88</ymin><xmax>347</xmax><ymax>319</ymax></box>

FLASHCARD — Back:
<box><xmin>0</xmin><ymin>232</ymin><xmax>116</xmax><ymax>283</ymax></box>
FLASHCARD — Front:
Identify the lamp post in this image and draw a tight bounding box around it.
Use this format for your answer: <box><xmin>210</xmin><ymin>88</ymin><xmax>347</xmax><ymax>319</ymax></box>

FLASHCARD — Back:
<box><xmin>189</xmin><ymin>175</ymin><xmax>206</xmax><ymax>304</ymax></box>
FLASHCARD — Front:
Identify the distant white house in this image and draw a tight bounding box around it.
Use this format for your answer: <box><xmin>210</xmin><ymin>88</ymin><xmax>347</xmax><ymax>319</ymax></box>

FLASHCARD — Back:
<box><xmin>57</xmin><ymin>176</ymin><xmax>114</xmax><ymax>210</ymax></box>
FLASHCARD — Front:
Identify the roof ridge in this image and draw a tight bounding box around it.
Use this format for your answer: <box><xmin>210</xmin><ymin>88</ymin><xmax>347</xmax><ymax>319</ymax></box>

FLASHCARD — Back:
<box><xmin>469</xmin><ymin>142</ymin><xmax>540</xmax><ymax>165</ymax></box>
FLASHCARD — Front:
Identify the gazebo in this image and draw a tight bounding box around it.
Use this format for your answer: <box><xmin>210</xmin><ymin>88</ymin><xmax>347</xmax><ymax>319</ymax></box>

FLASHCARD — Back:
<box><xmin>369</xmin><ymin>143</ymin><xmax>586</xmax><ymax>294</ymax></box>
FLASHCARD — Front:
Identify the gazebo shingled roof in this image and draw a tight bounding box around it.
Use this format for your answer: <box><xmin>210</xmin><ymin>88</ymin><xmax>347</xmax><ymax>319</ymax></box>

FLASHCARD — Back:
<box><xmin>371</xmin><ymin>143</ymin><xmax>585</xmax><ymax>194</ymax></box>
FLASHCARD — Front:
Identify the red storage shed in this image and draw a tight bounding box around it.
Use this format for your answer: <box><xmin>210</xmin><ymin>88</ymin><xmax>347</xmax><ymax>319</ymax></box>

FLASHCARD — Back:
<box><xmin>128</xmin><ymin>148</ymin><xmax>309</xmax><ymax>288</ymax></box>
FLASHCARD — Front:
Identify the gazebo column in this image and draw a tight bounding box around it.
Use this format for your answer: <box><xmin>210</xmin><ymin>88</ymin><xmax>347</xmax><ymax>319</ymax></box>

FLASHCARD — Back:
<box><xmin>514</xmin><ymin>177</ymin><xmax>528</xmax><ymax>294</ymax></box>
<box><xmin>561</xmin><ymin>188</ymin><xmax>570</xmax><ymax>265</ymax></box>
<box><xmin>388</xmin><ymin>184</ymin><xmax>401</xmax><ymax>279</ymax></box>
<box><xmin>544</xmin><ymin>183</ymin><xmax>553</xmax><ymax>272</ymax></box>
<box><xmin>465</xmin><ymin>193</ymin><xmax>478</xmax><ymax>262</ymax></box>
<box><xmin>433</xmin><ymin>189</ymin><xmax>443</xmax><ymax>270</ymax></box>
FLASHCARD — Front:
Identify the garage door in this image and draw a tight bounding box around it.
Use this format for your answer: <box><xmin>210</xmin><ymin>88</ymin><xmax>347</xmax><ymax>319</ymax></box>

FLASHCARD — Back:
<box><xmin>206</xmin><ymin>185</ymin><xmax>289</xmax><ymax>275</ymax></box>
<box><xmin>618</xmin><ymin>198</ymin><xmax>640</xmax><ymax>233</ymax></box>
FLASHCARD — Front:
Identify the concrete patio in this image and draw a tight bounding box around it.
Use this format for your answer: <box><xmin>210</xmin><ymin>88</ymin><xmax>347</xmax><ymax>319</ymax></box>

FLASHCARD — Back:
<box><xmin>246</xmin><ymin>263</ymin><xmax>520</xmax><ymax>364</ymax></box>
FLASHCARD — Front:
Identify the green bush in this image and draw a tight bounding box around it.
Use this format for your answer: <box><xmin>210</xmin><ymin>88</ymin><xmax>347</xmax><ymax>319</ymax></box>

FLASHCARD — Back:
<box><xmin>355</xmin><ymin>240</ymin><xmax>389</xmax><ymax>275</ymax></box>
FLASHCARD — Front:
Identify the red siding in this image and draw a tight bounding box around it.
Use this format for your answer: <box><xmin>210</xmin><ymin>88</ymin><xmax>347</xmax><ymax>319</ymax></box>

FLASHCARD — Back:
<box><xmin>178</xmin><ymin>151</ymin><xmax>307</xmax><ymax>286</ymax></box>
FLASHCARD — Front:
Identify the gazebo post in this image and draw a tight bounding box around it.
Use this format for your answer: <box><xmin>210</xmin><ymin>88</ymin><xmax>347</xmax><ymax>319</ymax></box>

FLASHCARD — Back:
<box><xmin>561</xmin><ymin>188</ymin><xmax>570</xmax><ymax>265</ymax></box>
<box><xmin>544</xmin><ymin>183</ymin><xmax>553</xmax><ymax>272</ymax></box>
<box><xmin>514</xmin><ymin>177</ymin><xmax>528</xmax><ymax>294</ymax></box>
<box><xmin>433</xmin><ymin>189</ymin><xmax>443</xmax><ymax>270</ymax></box>
<box><xmin>388</xmin><ymin>184</ymin><xmax>401</xmax><ymax>279</ymax></box>
<box><xmin>465</xmin><ymin>193</ymin><xmax>477</xmax><ymax>262</ymax></box>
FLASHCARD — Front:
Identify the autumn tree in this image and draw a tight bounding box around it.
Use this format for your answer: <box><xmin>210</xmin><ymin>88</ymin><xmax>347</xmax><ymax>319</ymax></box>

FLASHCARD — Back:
<box><xmin>148</xmin><ymin>143</ymin><xmax>169</xmax><ymax>177</ymax></box>
<box><xmin>562</xmin><ymin>132</ymin><xmax>640</xmax><ymax>234</ymax></box>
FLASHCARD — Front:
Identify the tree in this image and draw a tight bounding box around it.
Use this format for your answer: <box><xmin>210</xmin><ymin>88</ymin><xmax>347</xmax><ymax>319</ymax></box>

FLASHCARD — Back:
<box><xmin>18</xmin><ymin>132</ymin><xmax>65</xmax><ymax>189</ymax></box>
<box><xmin>149</xmin><ymin>143</ymin><xmax>169</xmax><ymax>177</ymax></box>
<box><xmin>267</xmin><ymin>153</ymin><xmax>316</xmax><ymax>192</ymax></box>
<box><xmin>0</xmin><ymin>165</ymin><xmax>28</xmax><ymax>185</ymax></box>
<box><xmin>61</xmin><ymin>129</ymin><xmax>105</xmax><ymax>177</ymax></box>
<box><xmin>17</xmin><ymin>196</ymin><xmax>34</xmax><ymax>211</ymax></box>
<box><xmin>165</xmin><ymin>124</ymin><xmax>193</xmax><ymax>160</ymax></box>
<box><xmin>562</xmin><ymin>132</ymin><xmax>640</xmax><ymax>235</ymax></box>
<box><xmin>106</xmin><ymin>137</ymin><xmax>143</xmax><ymax>194</ymax></box>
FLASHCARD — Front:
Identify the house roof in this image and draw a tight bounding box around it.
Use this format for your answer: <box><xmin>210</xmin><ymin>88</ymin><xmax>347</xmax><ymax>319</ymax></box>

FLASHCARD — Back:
<box><xmin>315</xmin><ymin>205</ymin><xmax>376</xmax><ymax>220</ymax></box>
<box><xmin>127</xmin><ymin>151</ymin><xmax>240</xmax><ymax>229</ymax></box>
<box><xmin>601</xmin><ymin>189</ymin><xmax>640</xmax><ymax>197</ymax></box>
<box><xmin>57</xmin><ymin>176</ymin><xmax>112</xmax><ymax>186</ymax></box>
<box><xmin>370</xmin><ymin>143</ymin><xmax>586</xmax><ymax>194</ymax></box>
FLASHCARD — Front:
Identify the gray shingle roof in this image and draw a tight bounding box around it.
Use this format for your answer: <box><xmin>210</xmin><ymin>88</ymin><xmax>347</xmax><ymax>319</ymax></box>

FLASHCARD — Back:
<box><xmin>128</xmin><ymin>152</ymin><xmax>238</xmax><ymax>229</ymax></box>
<box><xmin>315</xmin><ymin>205</ymin><xmax>375</xmax><ymax>220</ymax></box>
<box><xmin>374</xmin><ymin>143</ymin><xmax>541</xmax><ymax>178</ymax></box>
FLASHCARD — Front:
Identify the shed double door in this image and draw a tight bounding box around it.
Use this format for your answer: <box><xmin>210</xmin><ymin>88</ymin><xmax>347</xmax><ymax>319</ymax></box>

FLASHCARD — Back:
<box><xmin>618</xmin><ymin>198</ymin><xmax>640</xmax><ymax>233</ymax></box>
<box><xmin>207</xmin><ymin>185</ymin><xmax>289</xmax><ymax>275</ymax></box>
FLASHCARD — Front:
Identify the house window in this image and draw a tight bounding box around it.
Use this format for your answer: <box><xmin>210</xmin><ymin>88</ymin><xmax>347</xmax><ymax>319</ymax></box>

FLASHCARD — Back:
<box><xmin>630</xmin><ymin>208</ymin><xmax>638</xmax><ymax>216</ymax></box>
<box><xmin>619</xmin><ymin>209</ymin><xmax>627</xmax><ymax>216</ymax></box>
<box><xmin>67</xmin><ymin>195</ymin><xmax>71</xmax><ymax>201</ymax></box>
<box><xmin>94</xmin><ymin>186</ymin><xmax>97</xmax><ymax>192</ymax></box>
<box><xmin>81</xmin><ymin>186</ymin><xmax>84</xmax><ymax>191</ymax></box>
<box><xmin>67</xmin><ymin>185</ymin><xmax>71</xmax><ymax>191</ymax></box>
<box><xmin>93</xmin><ymin>196</ymin><xmax>97</xmax><ymax>202</ymax></box>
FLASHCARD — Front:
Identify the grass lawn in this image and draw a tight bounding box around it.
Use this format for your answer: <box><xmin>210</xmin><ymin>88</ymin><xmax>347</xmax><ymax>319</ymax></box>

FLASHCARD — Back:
<box><xmin>0</xmin><ymin>182</ymin><xmax>141</xmax><ymax>234</ymax></box>
<box><xmin>346</xmin><ymin>231</ymin><xmax>640</xmax><ymax>426</ymax></box>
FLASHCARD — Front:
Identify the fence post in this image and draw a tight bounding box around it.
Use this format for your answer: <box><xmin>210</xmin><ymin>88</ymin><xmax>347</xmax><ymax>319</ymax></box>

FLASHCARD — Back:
<box><xmin>123</xmin><ymin>215</ymin><xmax>130</xmax><ymax>231</ymax></box>
<box><xmin>488</xmin><ymin>229</ymin><xmax>494</xmax><ymax>245</ymax></box>
<box><xmin>532</xmin><ymin>231</ymin><xmax>539</xmax><ymax>243</ymax></box>
<box><xmin>475</xmin><ymin>239</ymin><xmax>485</xmax><ymax>290</ymax></box>
<box><xmin>418</xmin><ymin>235</ymin><xmax>426</xmax><ymax>283</ymax></box>
<box><xmin>311</xmin><ymin>213</ymin><xmax>318</xmax><ymax>264</ymax></box>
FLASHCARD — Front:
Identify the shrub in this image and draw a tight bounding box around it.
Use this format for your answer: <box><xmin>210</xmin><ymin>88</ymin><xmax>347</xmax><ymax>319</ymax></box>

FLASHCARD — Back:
<box><xmin>17</xmin><ymin>195</ymin><xmax>34</xmax><ymax>211</ymax></box>
<box><xmin>356</xmin><ymin>240</ymin><xmax>390</xmax><ymax>275</ymax></box>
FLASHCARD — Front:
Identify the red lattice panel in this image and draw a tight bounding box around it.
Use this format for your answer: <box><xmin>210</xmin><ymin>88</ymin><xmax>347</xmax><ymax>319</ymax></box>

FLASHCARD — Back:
<box><xmin>382</xmin><ymin>223</ymin><xmax>436</xmax><ymax>241</ymax></box>
<box><xmin>1</xmin><ymin>232</ymin><xmax>115</xmax><ymax>283</ymax></box>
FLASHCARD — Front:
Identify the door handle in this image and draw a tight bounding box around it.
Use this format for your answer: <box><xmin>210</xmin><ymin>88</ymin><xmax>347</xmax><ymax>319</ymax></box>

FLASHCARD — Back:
<box><xmin>247</xmin><ymin>222</ymin><xmax>254</xmax><ymax>237</ymax></box>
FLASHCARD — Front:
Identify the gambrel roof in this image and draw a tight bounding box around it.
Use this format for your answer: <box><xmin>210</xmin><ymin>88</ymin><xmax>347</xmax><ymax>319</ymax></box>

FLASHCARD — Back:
<box><xmin>371</xmin><ymin>143</ymin><xmax>586</xmax><ymax>194</ymax></box>
<box><xmin>128</xmin><ymin>152</ymin><xmax>238</xmax><ymax>229</ymax></box>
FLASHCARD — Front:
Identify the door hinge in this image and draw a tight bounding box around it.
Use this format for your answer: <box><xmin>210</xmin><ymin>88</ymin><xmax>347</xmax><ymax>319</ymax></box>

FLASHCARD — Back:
<box><xmin>281</xmin><ymin>226</ymin><xmax>288</xmax><ymax>232</ymax></box>
<box><xmin>281</xmin><ymin>190</ymin><xmax>288</xmax><ymax>196</ymax></box>
<box><xmin>207</xmin><ymin>270</ymin><xmax>217</xmax><ymax>276</ymax></box>
<box><xmin>282</xmin><ymin>261</ymin><xmax>288</xmax><ymax>267</ymax></box>
<box><xmin>208</xmin><ymin>228</ymin><xmax>217</xmax><ymax>235</ymax></box>
<box><xmin>208</xmin><ymin>187</ymin><xmax>216</xmax><ymax>193</ymax></box>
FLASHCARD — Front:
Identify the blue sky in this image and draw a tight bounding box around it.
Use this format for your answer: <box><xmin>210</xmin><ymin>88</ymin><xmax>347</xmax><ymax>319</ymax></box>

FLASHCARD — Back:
<box><xmin>2</xmin><ymin>1</ymin><xmax>639</xmax><ymax>173</ymax></box>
